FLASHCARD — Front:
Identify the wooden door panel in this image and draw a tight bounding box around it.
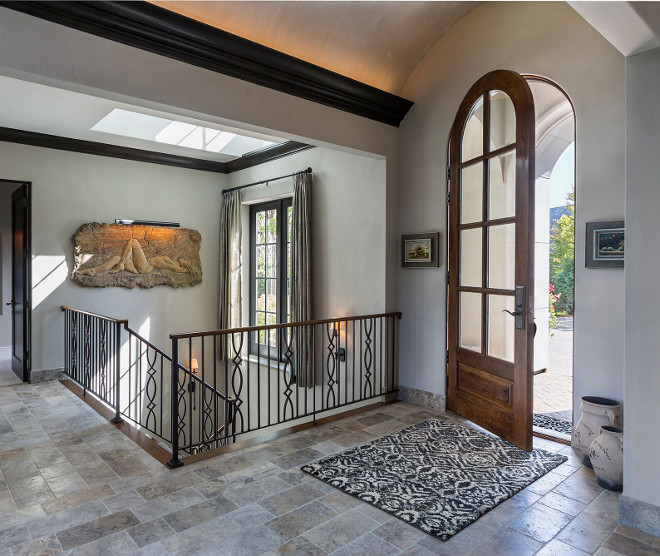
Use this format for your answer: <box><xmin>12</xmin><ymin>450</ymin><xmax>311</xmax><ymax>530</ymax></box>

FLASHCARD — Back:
<box><xmin>457</xmin><ymin>363</ymin><xmax>513</xmax><ymax>410</ymax></box>
<box><xmin>447</xmin><ymin>70</ymin><xmax>535</xmax><ymax>450</ymax></box>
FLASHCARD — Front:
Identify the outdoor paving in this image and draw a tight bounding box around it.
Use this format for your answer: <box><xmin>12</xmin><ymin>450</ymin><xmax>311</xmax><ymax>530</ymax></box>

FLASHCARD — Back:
<box><xmin>534</xmin><ymin>316</ymin><xmax>573</xmax><ymax>423</ymax></box>
<box><xmin>1</xmin><ymin>357</ymin><xmax>658</xmax><ymax>555</ymax></box>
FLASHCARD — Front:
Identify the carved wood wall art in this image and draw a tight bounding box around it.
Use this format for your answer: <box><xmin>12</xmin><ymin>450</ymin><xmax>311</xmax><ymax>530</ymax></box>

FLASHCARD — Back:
<box><xmin>72</xmin><ymin>223</ymin><xmax>202</xmax><ymax>288</ymax></box>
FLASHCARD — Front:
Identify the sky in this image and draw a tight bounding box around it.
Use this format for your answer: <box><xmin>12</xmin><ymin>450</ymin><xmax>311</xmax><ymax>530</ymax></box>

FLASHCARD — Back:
<box><xmin>549</xmin><ymin>142</ymin><xmax>575</xmax><ymax>208</ymax></box>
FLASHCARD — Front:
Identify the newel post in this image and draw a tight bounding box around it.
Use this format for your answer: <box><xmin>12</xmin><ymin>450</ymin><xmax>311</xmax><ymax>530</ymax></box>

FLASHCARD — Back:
<box><xmin>168</xmin><ymin>337</ymin><xmax>183</xmax><ymax>468</ymax></box>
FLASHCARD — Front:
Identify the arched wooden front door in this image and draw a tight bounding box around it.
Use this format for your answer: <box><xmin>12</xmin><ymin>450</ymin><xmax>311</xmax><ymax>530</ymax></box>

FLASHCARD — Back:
<box><xmin>447</xmin><ymin>70</ymin><xmax>536</xmax><ymax>450</ymax></box>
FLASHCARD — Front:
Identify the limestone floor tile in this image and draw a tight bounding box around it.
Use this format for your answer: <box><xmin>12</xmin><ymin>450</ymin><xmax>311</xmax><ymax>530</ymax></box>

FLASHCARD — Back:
<box><xmin>199</xmin><ymin>524</ymin><xmax>282</xmax><ymax>556</ymax></box>
<box><xmin>28</xmin><ymin>500</ymin><xmax>109</xmax><ymax>538</ymax></box>
<box><xmin>372</xmin><ymin>518</ymin><xmax>426</xmax><ymax>550</ymax></box>
<box><xmin>10</xmin><ymin>533</ymin><xmax>62</xmax><ymax>556</ymax></box>
<box><xmin>600</xmin><ymin>531</ymin><xmax>660</xmax><ymax>555</ymax></box>
<box><xmin>101</xmin><ymin>489</ymin><xmax>145</xmax><ymax>512</ymax></box>
<box><xmin>223</xmin><ymin>476</ymin><xmax>293</xmax><ymax>507</ymax></box>
<box><xmin>127</xmin><ymin>517</ymin><xmax>175</xmax><ymax>548</ymax></box>
<box><xmin>332</xmin><ymin>532</ymin><xmax>400</xmax><ymax>556</ymax></box>
<box><xmin>55</xmin><ymin>508</ymin><xmax>141</xmax><ymax>550</ymax></box>
<box><xmin>65</xmin><ymin>530</ymin><xmax>139</xmax><ymax>556</ymax></box>
<box><xmin>271</xmin><ymin>447</ymin><xmax>324</xmax><ymax>470</ymax></box>
<box><xmin>258</xmin><ymin>483</ymin><xmax>325</xmax><ymax>516</ymax></box>
<box><xmin>302</xmin><ymin>508</ymin><xmax>380</xmax><ymax>553</ymax></box>
<box><xmin>508</xmin><ymin>502</ymin><xmax>573</xmax><ymax>543</ymax></box>
<box><xmin>275</xmin><ymin>536</ymin><xmax>325</xmax><ymax>555</ymax></box>
<box><xmin>74</xmin><ymin>459</ymin><xmax>118</xmax><ymax>487</ymax></box>
<box><xmin>0</xmin><ymin>525</ymin><xmax>32</xmax><ymax>551</ymax></box>
<box><xmin>158</xmin><ymin>515</ymin><xmax>239</xmax><ymax>554</ymax></box>
<box><xmin>333</xmin><ymin>430</ymin><xmax>376</xmax><ymax>448</ymax></box>
<box><xmin>556</xmin><ymin>511</ymin><xmax>620</xmax><ymax>553</ymax></box>
<box><xmin>162</xmin><ymin>494</ymin><xmax>238</xmax><ymax>533</ymax></box>
<box><xmin>45</xmin><ymin>472</ymin><xmax>88</xmax><ymax>498</ymax></box>
<box><xmin>469</xmin><ymin>527</ymin><xmax>543</xmax><ymax>556</ymax></box>
<box><xmin>131</xmin><ymin>487</ymin><xmax>206</xmax><ymax>523</ymax></box>
<box><xmin>8</xmin><ymin>475</ymin><xmax>54</xmax><ymax>509</ymax></box>
<box><xmin>135</xmin><ymin>470</ymin><xmax>201</xmax><ymax>501</ymax></box>
<box><xmin>615</xmin><ymin>524</ymin><xmax>660</xmax><ymax>550</ymax></box>
<box><xmin>535</xmin><ymin>538</ymin><xmax>590</xmax><ymax>555</ymax></box>
<box><xmin>41</xmin><ymin>485</ymin><xmax>114</xmax><ymax>516</ymax></box>
<box><xmin>266</xmin><ymin>501</ymin><xmax>338</xmax><ymax>542</ymax></box>
<box><xmin>318</xmin><ymin>490</ymin><xmax>361</xmax><ymax>514</ymax></box>
<box><xmin>226</xmin><ymin>503</ymin><xmax>275</xmax><ymax>529</ymax></box>
<box><xmin>538</xmin><ymin>490</ymin><xmax>588</xmax><ymax>517</ymax></box>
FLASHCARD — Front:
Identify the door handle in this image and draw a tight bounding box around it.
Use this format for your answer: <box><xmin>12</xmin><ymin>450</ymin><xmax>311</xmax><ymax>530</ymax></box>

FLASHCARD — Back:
<box><xmin>501</xmin><ymin>309</ymin><xmax>521</xmax><ymax>317</ymax></box>
<box><xmin>5</xmin><ymin>301</ymin><xmax>13</xmax><ymax>307</ymax></box>
<box><xmin>502</xmin><ymin>287</ymin><xmax>527</xmax><ymax>330</ymax></box>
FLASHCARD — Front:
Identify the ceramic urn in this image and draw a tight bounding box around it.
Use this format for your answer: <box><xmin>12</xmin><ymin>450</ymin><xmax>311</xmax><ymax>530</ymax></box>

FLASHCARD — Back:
<box><xmin>589</xmin><ymin>425</ymin><xmax>624</xmax><ymax>491</ymax></box>
<box><xmin>574</xmin><ymin>396</ymin><xmax>621</xmax><ymax>467</ymax></box>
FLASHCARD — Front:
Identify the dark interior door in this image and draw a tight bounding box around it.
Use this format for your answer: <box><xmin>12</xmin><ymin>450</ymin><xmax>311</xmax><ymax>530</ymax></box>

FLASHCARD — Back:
<box><xmin>11</xmin><ymin>183</ymin><xmax>30</xmax><ymax>382</ymax></box>
<box><xmin>447</xmin><ymin>70</ymin><xmax>535</xmax><ymax>450</ymax></box>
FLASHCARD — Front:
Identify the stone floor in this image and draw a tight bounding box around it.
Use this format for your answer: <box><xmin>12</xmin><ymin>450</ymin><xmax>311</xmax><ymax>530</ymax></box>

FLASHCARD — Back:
<box><xmin>1</xmin><ymin>360</ymin><xmax>659</xmax><ymax>555</ymax></box>
<box><xmin>534</xmin><ymin>316</ymin><xmax>573</xmax><ymax>423</ymax></box>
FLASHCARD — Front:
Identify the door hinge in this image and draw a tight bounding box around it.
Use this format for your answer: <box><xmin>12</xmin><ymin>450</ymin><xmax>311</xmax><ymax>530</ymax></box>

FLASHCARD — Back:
<box><xmin>447</xmin><ymin>191</ymin><xmax>450</xmax><ymax>205</ymax></box>
<box><xmin>446</xmin><ymin>350</ymin><xmax>449</xmax><ymax>364</ymax></box>
<box><xmin>446</xmin><ymin>166</ymin><xmax>451</xmax><ymax>182</ymax></box>
<box><xmin>446</xmin><ymin>271</ymin><xmax>450</xmax><ymax>285</ymax></box>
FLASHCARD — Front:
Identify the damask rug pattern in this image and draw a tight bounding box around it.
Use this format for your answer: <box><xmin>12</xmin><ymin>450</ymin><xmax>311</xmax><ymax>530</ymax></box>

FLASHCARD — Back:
<box><xmin>533</xmin><ymin>413</ymin><xmax>573</xmax><ymax>436</ymax></box>
<box><xmin>302</xmin><ymin>419</ymin><xmax>567</xmax><ymax>540</ymax></box>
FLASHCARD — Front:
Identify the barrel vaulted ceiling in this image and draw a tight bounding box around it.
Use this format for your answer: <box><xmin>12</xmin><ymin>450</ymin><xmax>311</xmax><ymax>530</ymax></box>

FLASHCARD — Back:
<box><xmin>150</xmin><ymin>1</ymin><xmax>481</xmax><ymax>95</ymax></box>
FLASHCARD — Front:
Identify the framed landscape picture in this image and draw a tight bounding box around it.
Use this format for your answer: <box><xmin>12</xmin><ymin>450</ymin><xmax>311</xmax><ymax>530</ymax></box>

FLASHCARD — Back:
<box><xmin>401</xmin><ymin>232</ymin><xmax>440</xmax><ymax>268</ymax></box>
<box><xmin>585</xmin><ymin>220</ymin><xmax>624</xmax><ymax>268</ymax></box>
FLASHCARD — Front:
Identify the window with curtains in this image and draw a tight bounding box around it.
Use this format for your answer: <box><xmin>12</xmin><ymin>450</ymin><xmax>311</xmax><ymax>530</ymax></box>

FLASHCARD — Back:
<box><xmin>249</xmin><ymin>198</ymin><xmax>292</xmax><ymax>356</ymax></box>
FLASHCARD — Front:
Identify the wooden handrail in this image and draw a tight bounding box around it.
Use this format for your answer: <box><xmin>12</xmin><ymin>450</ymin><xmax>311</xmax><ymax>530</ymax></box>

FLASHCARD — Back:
<box><xmin>170</xmin><ymin>311</ymin><xmax>402</xmax><ymax>340</ymax></box>
<box><xmin>62</xmin><ymin>305</ymin><xmax>128</xmax><ymax>324</ymax></box>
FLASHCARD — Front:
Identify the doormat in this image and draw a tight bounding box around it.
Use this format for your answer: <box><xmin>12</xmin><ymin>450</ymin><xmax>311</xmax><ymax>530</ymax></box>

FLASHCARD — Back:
<box><xmin>302</xmin><ymin>419</ymin><xmax>567</xmax><ymax>541</ymax></box>
<box><xmin>533</xmin><ymin>413</ymin><xmax>572</xmax><ymax>436</ymax></box>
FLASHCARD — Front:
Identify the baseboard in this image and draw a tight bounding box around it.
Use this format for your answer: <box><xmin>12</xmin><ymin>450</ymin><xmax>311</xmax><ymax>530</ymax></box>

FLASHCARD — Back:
<box><xmin>31</xmin><ymin>367</ymin><xmax>64</xmax><ymax>383</ymax></box>
<box><xmin>620</xmin><ymin>495</ymin><xmax>660</xmax><ymax>537</ymax></box>
<box><xmin>398</xmin><ymin>385</ymin><xmax>446</xmax><ymax>411</ymax></box>
<box><xmin>0</xmin><ymin>346</ymin><xmax>10</xmax><ymax>360</ymax></box>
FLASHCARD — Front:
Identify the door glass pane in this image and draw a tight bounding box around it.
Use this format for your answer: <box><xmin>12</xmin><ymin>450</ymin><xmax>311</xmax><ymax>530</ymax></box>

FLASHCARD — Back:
<box><xmin>459</xmin><ymin>292</ymin><xmax>481</xmax><ymax>352</ymax></box>
<box><xmin>488</xmin><ymin>295</ymin><xmax>515</xmax><ymax>362</ymax></box>
<box><xmin>488</xmin><ymin>224</ymin><xmax>515</xmax><ymax>290</ymax></box>
<box><xmin>488</xmin><ymin>150</ymin><xmax>516</xmax><ymax>220</ymax></box>
<box><xmin>462</xmin><ymin>96</ymin><xmax>484</xmax><ymax>162</ymax></box>
<box><xmin>489</xmin><ymin>90</ymin><xmax>516</xmax><ymax>151</ymax></box>
<box><xmin>459</xmin><ymin>228</ymin><xmax>482</xmax><ymax>287</ymax></box>
<box><xmin>460</xmin><ymin>162</ymin><xmax>483</xmax><ymax>224</ymax></box>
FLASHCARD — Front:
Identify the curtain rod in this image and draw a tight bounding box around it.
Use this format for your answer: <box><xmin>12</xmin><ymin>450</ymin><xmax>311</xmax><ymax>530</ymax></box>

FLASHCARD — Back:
<box><xmin>222</xmin><ymin>167</ymin><xmax>312</xmax><ymax>194</ymax></box>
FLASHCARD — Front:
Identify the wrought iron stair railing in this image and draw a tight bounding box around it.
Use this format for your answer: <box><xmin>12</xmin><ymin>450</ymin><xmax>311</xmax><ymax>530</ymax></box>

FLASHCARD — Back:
<box><xmin>62</xmin><ymin>306</ymin><xmax>400</xmax><ymax>467</ymax></box>
<box><xmin>62</xmin><ymin>306</ymin><xmax>234</xmax><ymax>454</ymax></box>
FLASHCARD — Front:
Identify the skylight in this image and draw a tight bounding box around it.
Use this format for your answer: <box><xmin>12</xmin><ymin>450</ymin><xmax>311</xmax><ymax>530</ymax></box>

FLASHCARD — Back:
<box><xmin>91</xmin><ymin>109</ymin><xmax>278</xmax><ymax>156</ymax></box>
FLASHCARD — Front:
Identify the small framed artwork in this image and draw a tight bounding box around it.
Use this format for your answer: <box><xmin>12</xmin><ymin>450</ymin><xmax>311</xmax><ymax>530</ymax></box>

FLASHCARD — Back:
<box><xmin>401</xmin><ymin>232</ymin><xmax>440</xmax><ymax>268</ymax></box>
<box><xmin>585</xmin><ymin>221</ymin><xmax>624</xmax><ymax>268</ymax></box>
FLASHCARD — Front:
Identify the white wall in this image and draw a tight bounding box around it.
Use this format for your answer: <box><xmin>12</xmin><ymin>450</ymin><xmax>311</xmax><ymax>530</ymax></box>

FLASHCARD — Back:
<box><xmin>396</xmin><ymin>1</ymin><xmax>626</xmax><ymax>418</ymax></box>
<box><xmin>0</xmin><ymin>186</ymin><xmax>12</xmax><ymax>349</ymax></box>
<box><xmin>230</xmin><ymin>147</ymin><xmax>387</xmax><ymax>320</ymax></box>
<box><xmin>0</xmin><ymin>6</ymin><xmax>400</xmax><ymax>313</ymax></box>
<box><xmin>0</xmin><ymin>141</ymin><xmax>225</xmax><ymax>372</ymax></box>
<box><xmin>623</xmin><ymin>46</ymin><xmax>660</xmax><ymax>516</ymax></box>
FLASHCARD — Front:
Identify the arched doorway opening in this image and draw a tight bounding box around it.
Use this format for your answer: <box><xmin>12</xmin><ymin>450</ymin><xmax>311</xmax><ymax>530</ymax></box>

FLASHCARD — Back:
<box><xmin>526</xmin><ymin>77</ymin><xmax>576</xmax><ymax>441</ymax></box>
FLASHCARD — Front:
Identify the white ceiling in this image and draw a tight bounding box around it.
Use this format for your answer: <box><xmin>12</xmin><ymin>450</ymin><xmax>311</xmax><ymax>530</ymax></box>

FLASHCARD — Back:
<box><xmin>0</xmin><ymin>75</ymin><xmax>287</xmax><ymax>162</ymax></box>
<box><xmin>569</xmin><ymin>1</ymin><xmax>660</xmax><ymax>56</ymax></box>
<box><xmin>150</xmin><ymin>1</ymin><xmax>480</xmax><ymax>95</ymax></box>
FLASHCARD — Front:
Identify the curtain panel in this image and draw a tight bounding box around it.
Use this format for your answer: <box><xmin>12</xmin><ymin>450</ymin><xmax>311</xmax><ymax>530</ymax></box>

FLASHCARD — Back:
<box><xmin>291</xmin><ymin>172</ymin><xmax>313</xmax><ymax>387</ymax></box>
<box><xmin>218</xmin><ymin>190</ymin><xmax>242</xmax><ymax>359</ymax></box>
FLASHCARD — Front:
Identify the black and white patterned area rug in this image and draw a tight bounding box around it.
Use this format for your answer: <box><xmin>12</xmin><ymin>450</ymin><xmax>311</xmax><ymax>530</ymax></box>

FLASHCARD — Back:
<box><xmin>302</xmin><ymin>419</ymin><xmax>567</xmax><ymax>541</ymax></box>
<box><xmin>533</xmin><ymin>414</ymin><xmax>572</xmax><ymax>436</ymax></box>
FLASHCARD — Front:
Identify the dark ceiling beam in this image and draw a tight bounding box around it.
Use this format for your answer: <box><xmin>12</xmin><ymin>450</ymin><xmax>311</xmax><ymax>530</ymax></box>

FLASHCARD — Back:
<box><xmin>226</xmin><ymin>142</ymin><xmax>314</xmax><ymax>173</ymax></box>
<box><xmin>0</xmin><ymin>126</ymin><xmax>314</xmax><ymax>175</ymax></box>
<box><xmin>0</xmin><ymin>126</ymin><xmax>229</xmax><ymax>173</ymax></box>
<box><xmin>1</xmin><ymin>1</ymin><xmax>413</xmax><ymax>127</ymax></box>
